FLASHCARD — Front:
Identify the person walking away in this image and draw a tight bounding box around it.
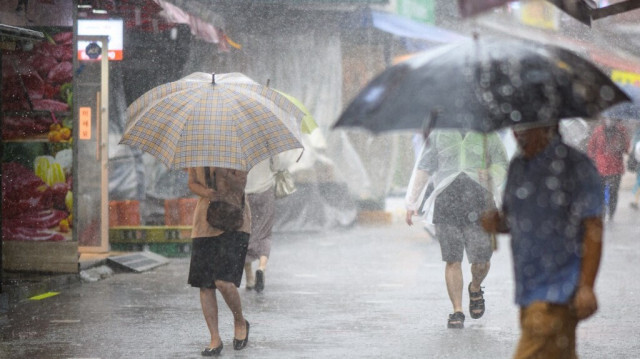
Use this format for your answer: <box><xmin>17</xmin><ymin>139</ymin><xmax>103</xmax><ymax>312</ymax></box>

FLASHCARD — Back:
<box><xmin>406</xmin><ymin>129</ymin><xmax>508</xmax><ymax>329</ymax></box>
<box><xmin>187</xmin><ymin>167</ymin><xmax>251</xmax><ymax>356</ymax></box>
<box><xmin>243</xmin><ymin>150</ymin><xmax>299</xmax><ymax>292</ymax></box>
<box><xmin>482</xmin><ymin>123</ymin><xmax>603</xmax><ymax>359</ymax></box>
<box><xmin>587</xmin><ymin>117</ymin><xmax>629</xmax><ymax>221</ymax></box>
<box><xmin>629</xmin><ymin>127</ymin><xmax>640</xmax><ymax>209</ymax></box>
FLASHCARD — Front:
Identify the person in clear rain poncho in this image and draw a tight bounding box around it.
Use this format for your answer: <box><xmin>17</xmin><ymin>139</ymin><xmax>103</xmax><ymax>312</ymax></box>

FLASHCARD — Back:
<box><xmin>405</xmin><ymin>129</ymin><xmax>508</xmax><ymax>329</ymax></box>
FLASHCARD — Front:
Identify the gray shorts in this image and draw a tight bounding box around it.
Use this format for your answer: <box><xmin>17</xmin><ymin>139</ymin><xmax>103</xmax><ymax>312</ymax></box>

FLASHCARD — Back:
<box><xmin>435</xmin><ymin>223</ymin><xmax>492</xmax><ymax>263</ymax></box>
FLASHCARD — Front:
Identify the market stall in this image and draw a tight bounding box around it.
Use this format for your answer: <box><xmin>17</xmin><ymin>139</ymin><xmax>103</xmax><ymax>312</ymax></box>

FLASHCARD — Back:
<box><xmin>0</xmin><ymin>23</ymin><xmax>77</xmax><ymax>293</ymax></box>
<box><xmin>1</xmin><ymin>2</ymin><xmax>79</xmax><ymax>294</ymax></box>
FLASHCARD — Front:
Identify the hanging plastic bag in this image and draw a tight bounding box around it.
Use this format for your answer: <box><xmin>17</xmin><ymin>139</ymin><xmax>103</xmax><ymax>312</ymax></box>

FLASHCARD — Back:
<box><xmin>274</xmin><ymin>170</ymin><xmax>296</xmax><ymax>199</ymax></box>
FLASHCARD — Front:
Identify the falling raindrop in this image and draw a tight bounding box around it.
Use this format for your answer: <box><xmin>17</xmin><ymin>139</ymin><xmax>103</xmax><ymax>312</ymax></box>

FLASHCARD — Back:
<box><xmin>551</xmin><ymin>191</ymin><xmax>568</xmax><ymax>206</ymax></box>
<box><xmin>599</xmin><ymin>85</ymin><xmax>615</xmax><ymax>101</ymax></box>
<box><xmin>545</xmin><ymin>176</ymin><xmax>560</xmax><ymax>190</ymax></box>
<box><xmin>516</xmin><ymin>187</ymin><xmax>529</xmax><ymax>199</ymax></box>
<box><xmin>519</xmin><ymin>218</ymin><xmax>533</xmax><ymax>232</ymax></box>
<box><xmin>551</xmin><ymin>160</ymin><xmax>565</xmax><ymax>173</ymax></box>
<box><xmin>500</xmin><ymin>103</ymin><xmax>513</xmax><ymax>114</ymax></box>
<box><xmin>510</xmin><ymin>110</ymin><xmax>522</xmax><ymax>122</ymax></box>
<box><xmin>499</xmin><ymin>85</ymin><xmax>514</xmax><ymax>96</ymax></box>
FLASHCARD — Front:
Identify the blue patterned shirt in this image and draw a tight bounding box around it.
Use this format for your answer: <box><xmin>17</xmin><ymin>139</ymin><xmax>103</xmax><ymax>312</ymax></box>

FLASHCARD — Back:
<box><xmin>503</xmin><ymin>136</ymin><xmax>603</xmax><ymax>307</ymax></box>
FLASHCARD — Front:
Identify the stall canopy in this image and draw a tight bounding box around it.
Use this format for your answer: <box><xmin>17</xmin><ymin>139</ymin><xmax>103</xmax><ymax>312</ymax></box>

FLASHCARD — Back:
<box><xmin>369</xmin><ymin>10</ymin><xmax>466</xmax><ymax>43</ymax></box>
<box><xmin>458</xmin><ymin>0</ymin><xmax>640</xmax><ymax>25</ymax></box>
<box><xmin>0</xmin><ymin>23</ymin><xmax>44</xmax><ymax>43</ymax></box>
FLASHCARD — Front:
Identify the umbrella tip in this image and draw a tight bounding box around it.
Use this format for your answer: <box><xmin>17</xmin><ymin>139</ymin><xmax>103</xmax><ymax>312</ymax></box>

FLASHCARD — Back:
<box><xmin>212</xmin><ymin>73</ymin><xmax>215</xmax><ymax>84</ymax></box>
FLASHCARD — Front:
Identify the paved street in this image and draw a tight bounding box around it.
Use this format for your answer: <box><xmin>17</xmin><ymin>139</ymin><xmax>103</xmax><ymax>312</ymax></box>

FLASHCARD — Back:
<box><xmin>1</xmin><ymin>188</ymin><xmax>639</xmax><ymax>359</ymax></box>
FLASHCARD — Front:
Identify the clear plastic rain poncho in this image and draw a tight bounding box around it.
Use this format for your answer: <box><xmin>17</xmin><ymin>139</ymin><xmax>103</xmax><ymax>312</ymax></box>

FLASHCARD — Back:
<box><xmin>405</xmin><ymin>129</ymin><xmax>509</xmax><ymax>224</ymax></box>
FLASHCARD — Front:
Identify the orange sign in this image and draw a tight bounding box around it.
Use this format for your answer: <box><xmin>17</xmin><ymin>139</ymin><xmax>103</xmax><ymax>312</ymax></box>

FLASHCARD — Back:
<box><xmin>79</xmin><ymin>107</ymin><xmax>91</xmax><ymax>140</ymax></box>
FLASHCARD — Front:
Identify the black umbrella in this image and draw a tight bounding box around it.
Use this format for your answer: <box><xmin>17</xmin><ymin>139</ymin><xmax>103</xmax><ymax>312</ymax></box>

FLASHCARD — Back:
<box><xmin>333</xmin><ymin>35</ymin><xmax>630</xmax><ymax>134</ymax></box>
<box><xmin>601</xmin><ymin>83</ymin><xmax>640</xmax><ymax>120</ymax></box>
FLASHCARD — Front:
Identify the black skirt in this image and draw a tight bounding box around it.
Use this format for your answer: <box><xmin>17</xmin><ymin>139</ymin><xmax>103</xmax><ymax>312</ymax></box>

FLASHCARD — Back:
<box><xmin>188</xmin><ymin>231</ymin><xmax>250</xmax><ymax>288</ymax></box>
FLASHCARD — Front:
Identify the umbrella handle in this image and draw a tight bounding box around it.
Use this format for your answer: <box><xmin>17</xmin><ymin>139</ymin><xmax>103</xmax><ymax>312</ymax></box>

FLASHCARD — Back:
<box><xmin>483</xmin><ymin>134</ymin><xmax>497</xmax><ymax>251</ymax></box>
<box><xmin>422</xmin><ymin>110</ymin><xmax>437</xmax><ymax>140</ymax></box>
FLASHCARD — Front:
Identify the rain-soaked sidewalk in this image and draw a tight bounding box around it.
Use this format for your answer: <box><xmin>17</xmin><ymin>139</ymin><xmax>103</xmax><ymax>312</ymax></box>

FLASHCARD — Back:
<box><xmin>1</xmin><ymin>188</ymin><xmax>640</xmax><ymax>358</ymax></box>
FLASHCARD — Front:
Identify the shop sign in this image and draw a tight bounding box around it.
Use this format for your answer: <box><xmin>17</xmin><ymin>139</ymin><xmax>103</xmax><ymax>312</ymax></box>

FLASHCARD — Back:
<box><xmin>85</xmin><ymin>42</ymin><xmax>102</xmax><ymax>59</ymax></box>
<box><xmin>611</xmin><ymin>70</ymin><xmax>640</xmax><ymax>87</ymax></box>
<box><xmin>79</xmin><ymin>107</ymin><xmax>91</xmax><ymax>140</ymax></box>
<box><xmin>77</xmin><ymin>18</ymin><xmax>123</xmax><ymax>61</ymax></box>
<box><xmin>396</xmin><ymin>0</ymin><xmax>435</xmax><ymax>24</ymax></box>
<box><xmin>518</xmin><ymin>1</ymin><xmax>559</xmax><ymax>30</ymax></box>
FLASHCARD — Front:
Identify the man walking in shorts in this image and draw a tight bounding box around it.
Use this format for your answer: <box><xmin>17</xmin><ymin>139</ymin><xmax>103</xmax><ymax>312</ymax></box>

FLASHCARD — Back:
<box><xmin>406</xmin><ymin>129</ymin><xmax>508</xmax><ymax>328</ymax></box>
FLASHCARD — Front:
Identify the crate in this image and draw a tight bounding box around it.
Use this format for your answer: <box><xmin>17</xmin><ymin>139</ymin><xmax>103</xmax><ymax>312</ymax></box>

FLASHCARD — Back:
<box><xmin>2</xmin><ymin>240</ymin><xmax>78</xmax><ymax>273</ymax></box>
<box><xmin>110</xmin><ymin>242</ymin><xmax>192</xmax><ymax>258</ymax></box>
<box><xmin>109</xmin><ymin>226</ymin><xmax>192</xmax><ymax>257</ymax></box>
<box><xmin>109</xmin><ymin>226</ymin><xmax>192</xmax><ymax>243</ymax></box>
<box><xmin>164</xmin><ymin>198</ymin><xmax>198</xmax><ymax>226</ymax></box>
<box><xmin>109</xmin><ymin>200</ymin><xmax>141</xmax><ymax>226</ymax></box>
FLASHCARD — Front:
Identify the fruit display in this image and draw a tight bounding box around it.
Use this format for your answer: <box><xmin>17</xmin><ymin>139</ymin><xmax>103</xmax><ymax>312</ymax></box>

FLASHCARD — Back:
<box><xmin>2</xmin><ymin>28</ymin><xmax>74</xmax><ymax>242</ymax></box>
<box><xmin>1</xmin><ymin>29</ymin><xmax>73</xmax><ymax>140</ymax></box>
<box><xmin>47</xmin><ymin>122</ymin><xmax>72</xmax><ymax>143</ymax></box>
<box><xmin>2</xmin><ymin>161</ymin><xmax>72</xmax><ymax>241</ymax></box>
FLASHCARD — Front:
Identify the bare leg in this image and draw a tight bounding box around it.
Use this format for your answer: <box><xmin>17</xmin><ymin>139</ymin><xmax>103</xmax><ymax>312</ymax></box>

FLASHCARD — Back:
<box><xmin>258</xmin><ymin>255</ymin><xmax>268</xmax><ymax>271</ymax></box>
<box><xmin>244</xmin><ymin>262</ymin><xmax>255</xmax><ymax>288</ymax></box>
<box><xmin>215</xmin><ymin>280</ymin><xmax>247</xmax><ymax>340</ymax></box>
<box><xmin>469</xmin><ymin>262</ymin><xmax>490</xmax><ymax>291</ymax></box>
<box><xmin>445</xmin><ymin>261</ymin><xmax>463</xmax><ymax>313</ymax></box>
<box><xmin>199</xmin><ymin>288</ymin><xmax>222</xmax><ymax>349</ymax></box>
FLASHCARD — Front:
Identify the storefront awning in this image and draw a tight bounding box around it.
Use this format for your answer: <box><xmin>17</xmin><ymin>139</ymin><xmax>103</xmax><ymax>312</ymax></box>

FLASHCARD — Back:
<box><xmin>370</xmin><ymin>10</ymin><xmax>466</xmax><ymax>43</ymax></box>
<box><xmin>0</xmin><ymin>24</ymin><xmax>44</xmax><ymax>42</ymax></box>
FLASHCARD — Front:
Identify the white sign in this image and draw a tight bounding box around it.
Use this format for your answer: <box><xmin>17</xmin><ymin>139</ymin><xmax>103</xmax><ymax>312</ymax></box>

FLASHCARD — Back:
<box><xmin>77</xmin><ymin>18</ymin><xmax>123</xmax><ymax>61</ymax></box>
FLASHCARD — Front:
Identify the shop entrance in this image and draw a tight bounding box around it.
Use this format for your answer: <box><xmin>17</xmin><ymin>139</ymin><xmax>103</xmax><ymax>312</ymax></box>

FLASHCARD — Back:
<box><xmin>75</xmin><ymin>35</ymin><xmax>109</xmax><ymax>253</ymax></box>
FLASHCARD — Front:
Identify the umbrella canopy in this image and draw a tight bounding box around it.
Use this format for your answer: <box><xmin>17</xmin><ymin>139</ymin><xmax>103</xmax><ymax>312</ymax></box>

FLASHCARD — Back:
<box><xmin>601</xmin><ymin>84</ymin><xmax>640</xmax><ymax>120</ymax></box>
<box><xmin>273</xmin><ymin>89</ymin><xmax>318</xmax><ymax>134</ymax></box>
<box><xmin>120</xmin><ymin>72</ymin><xmax>305</xmax><ymax>171</ymax></box>
<box><xmin>333</xmin><ymin>35</ymin><xmax>630</xmax><ymax>134</ymax></box>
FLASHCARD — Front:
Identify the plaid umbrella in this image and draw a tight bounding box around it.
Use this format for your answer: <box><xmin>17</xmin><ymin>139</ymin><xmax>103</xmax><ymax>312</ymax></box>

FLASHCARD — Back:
<box><xmin>120</xmin><ymin>72</ymin><xmax>304</xmax><ymax>171</ymax></box>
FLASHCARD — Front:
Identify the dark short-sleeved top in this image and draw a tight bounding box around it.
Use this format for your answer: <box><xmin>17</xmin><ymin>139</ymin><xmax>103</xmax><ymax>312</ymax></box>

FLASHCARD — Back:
<box><xmin>503</xmin><ymin>137</ymin><xmax>603</xmax><ymax>307</ymax></box>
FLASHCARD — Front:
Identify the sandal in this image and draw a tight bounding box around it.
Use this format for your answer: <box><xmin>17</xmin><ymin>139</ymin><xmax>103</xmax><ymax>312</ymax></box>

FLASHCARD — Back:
<box><xmin>447</xmin><ymin>311</ymin><xmax>465</xmax><ymax>329</ymax></box>
<box><xmin>469</xmin><ymin>283</ymin><xmax>485</xmax><ymax>319</ymax></box>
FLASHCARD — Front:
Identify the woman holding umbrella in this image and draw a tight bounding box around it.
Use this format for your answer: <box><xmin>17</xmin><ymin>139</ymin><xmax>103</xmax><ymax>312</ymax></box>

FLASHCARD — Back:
<box><xmin>119</xmin><ymin>72</ymin><xmax>317</xmax><ymax>356</ymax></box>
<box><xmin>187</xmin><ymin>167</ymin><xmax>251</xmax><ymax>356</ymax></box>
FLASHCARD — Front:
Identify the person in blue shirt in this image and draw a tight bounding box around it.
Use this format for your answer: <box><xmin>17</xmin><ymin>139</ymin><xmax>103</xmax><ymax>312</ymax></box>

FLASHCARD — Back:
<box><xmin>481</xmin><ymin>123</ymin><xmax>603</xmax><ymax>359</ymax></box>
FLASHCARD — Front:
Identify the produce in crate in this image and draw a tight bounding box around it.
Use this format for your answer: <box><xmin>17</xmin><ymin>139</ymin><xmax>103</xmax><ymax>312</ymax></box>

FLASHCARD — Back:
<box><xmin>34</xmin><ymin>155</ymin><xmax>65</xmax><ymax>186</ymax></box>
<box><xmin>1</xmin><ymin>30</ymin><xmax>73</xmax><ymax>140</ymax></box>
<box><xmin>1</xmin><ymin>162</ymin><xmax>72</xmax><ymax>241</ymax></box>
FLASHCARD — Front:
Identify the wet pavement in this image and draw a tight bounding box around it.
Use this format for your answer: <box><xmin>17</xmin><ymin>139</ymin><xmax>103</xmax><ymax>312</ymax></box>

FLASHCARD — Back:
<box><xmin>1</xmin><ymin>189</ymin><xmax>640</xmax><ymax>359</ymax></box>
